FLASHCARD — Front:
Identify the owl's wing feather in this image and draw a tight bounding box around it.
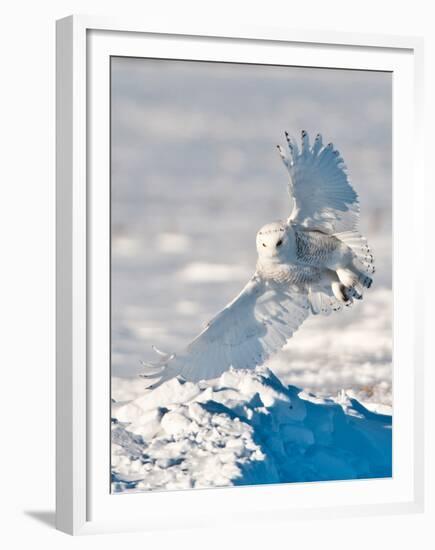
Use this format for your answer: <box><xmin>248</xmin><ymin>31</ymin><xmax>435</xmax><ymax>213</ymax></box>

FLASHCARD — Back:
<box><xmin>142</xmin><ymin>275</ymin><xmax>310</xmax><ymax>386</ymax></box>
<box><xmin>277</xmin><ymin>131</ymin><xmax>359</xmax><ymax>234</ymax></box>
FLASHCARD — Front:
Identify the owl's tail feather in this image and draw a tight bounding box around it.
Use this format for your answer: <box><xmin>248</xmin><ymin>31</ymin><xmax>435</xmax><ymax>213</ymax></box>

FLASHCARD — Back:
<box><xmin>308</xmin><ymin>286</ymin><xmax>345</xmax><ymax>316</ymax></box>
<box><xmin>334</xmin><ymin>231</ymin><xmax>376</xmax><ymax>276</ymax></box>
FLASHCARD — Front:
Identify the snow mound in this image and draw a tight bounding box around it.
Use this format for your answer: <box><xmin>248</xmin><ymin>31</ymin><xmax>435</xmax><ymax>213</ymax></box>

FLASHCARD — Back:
<box><xmin>111</xmin><ymin>367</ymin><xmax>392</xmax><ymax>493</ymax></box>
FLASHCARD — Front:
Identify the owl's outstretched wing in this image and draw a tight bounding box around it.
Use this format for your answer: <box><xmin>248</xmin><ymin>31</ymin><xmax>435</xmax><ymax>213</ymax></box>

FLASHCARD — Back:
<box><xmin>277</xmin><ymin>130</ymin><xmax>359</xmax><ymax>234</ymax></box>
<box><xmin>141</xmin><ymin>275</ymin><xmax>310</xmax><ymax>387</ymax></box>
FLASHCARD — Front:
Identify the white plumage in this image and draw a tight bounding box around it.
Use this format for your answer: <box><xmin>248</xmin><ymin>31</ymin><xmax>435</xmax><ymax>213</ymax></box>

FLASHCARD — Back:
<box><xmin>142</xmin><ymin>131</ymin><xmax>375</xmax><ymax>387</ymax></box>
<box><xmin>279</xmin><ymin>131</ymin><xmax>359</xmax><ymax>233</ymax></box>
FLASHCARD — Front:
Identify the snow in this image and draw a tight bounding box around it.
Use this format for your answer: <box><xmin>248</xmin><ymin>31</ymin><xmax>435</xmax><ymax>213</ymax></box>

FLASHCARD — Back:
<box><xmin>111</xmin><ymin>367</ymin><xmax>392</xmax><ymax>493</ymax></box>
<box><xmin>178</xmin><ymin>262</ymin><xmax>250</xmax><ymax>283</ymax></box>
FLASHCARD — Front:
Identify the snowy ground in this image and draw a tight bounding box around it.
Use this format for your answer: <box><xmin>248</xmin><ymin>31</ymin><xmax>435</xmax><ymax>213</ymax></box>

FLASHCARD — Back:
<box><xmin>110</xmin><ymin>58</ymin><xmax>392</xmax><ymax>491</ymax></box>
<box><xmin>112</xmin><ymin>368</ymin><xmax>392</xmax><ymax>493</ymax></box>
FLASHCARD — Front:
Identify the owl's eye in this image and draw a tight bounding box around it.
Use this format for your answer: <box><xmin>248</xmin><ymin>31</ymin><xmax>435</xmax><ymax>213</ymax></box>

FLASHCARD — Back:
<box><xmin>276</xmin><ymin>240</ymin><xmax>283</xmax><ymax>247</ymax></box>
<box><xmin>262</xmin><ymin>243</ymin><xmax>267</xmax><ymax>247</ymax></box>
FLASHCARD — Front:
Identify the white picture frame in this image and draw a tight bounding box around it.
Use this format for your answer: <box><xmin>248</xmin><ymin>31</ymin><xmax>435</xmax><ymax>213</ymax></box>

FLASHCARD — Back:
<box><xmin>56</xmin><ymin>15</ymin><xmax>425</xmax><ymax>535</ymax></box>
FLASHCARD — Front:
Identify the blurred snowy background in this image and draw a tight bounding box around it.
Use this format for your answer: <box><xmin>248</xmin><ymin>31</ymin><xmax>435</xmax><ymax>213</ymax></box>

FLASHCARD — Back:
<box><xmin>111</xmin><ymin>58</ymin><xmax>392</xmax><ymax>410</ymax></box>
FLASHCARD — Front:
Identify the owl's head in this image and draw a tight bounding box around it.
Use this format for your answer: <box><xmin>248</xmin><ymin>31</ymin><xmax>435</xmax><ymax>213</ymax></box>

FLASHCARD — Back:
<box><xmin>256</xmin><ymin>221</ymin><xmax>292</xmax><ymax>260</ymax></box>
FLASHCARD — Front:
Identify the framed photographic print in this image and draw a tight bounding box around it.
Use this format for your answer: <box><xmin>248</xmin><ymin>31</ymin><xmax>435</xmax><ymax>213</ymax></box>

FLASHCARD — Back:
<box><xmin>56</xmin><ymin>15</ymin><xmax>424</xmax><ymax>535</ymax></box>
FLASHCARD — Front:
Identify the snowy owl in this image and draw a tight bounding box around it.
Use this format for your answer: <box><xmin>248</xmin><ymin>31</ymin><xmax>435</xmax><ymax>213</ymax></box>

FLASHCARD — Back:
<box><xmin>142</xmin><ymin>131</ymin><xmax>375</xmax><ymax>387</ymax></box>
